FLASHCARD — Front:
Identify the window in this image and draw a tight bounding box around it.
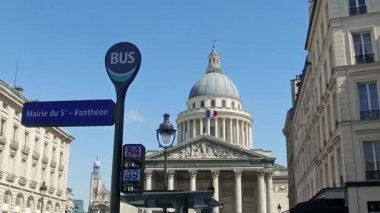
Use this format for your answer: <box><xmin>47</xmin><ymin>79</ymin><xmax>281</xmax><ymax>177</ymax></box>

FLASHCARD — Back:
<box><xmin>231</xmin><ymin>102</ymin><xmax>235</xmax><ymax>109</ymax></box>
<box><xmin>363</xmin><ymin>141</ymin><xmax>380</xmax><ymax>180</ymax></box>
<box><xmin>358</xmin><ymin>82</ymin><xmax>379</xmax><ymax>119</ymax></box>
<box><xmin>34</xmin><ymin>137</ymin><xmax>39</xmax><ymax>152</ymax></box>
<box><xmin>52</xmin><ymin>147</ymin><xmax>56</xmax><ymax>161</ymax></box>
<box><xmin>211</xmin><ymin>100</ymin><xmax>215</xmax><ymax>107</ymax></box>
<box><xmin>353</xmin><ymin>32</ymin><xmax>374</xmax><ymax>64</ymax></box>
<box><xmin>24</xmin><ymin>132</ymin><xmax>29</xmax><ymax>148</ymax></box>
<box><xmin>200</xmin><ymin>101</ymin><xmax>205</xmax><ymax>108</ymax></box>
<box><xmin>0</xmin><ymin>119</ymin><xmax>5</xmax><ymax>137</ymax></box>
<box><xmin>349</xmin><ymin>0</ymin><xmax>367</xmax><ymax>15</ymax></box>
<box><xmin>11</xmin><ymin>125</ymin><xmax>18</xmax><ymax>142</ymax></box>
<box><xmin>222</xmin><ymin>100</ymin><xmax>226</xmax><ymax>107</ymax></box>
<box><xmin>192</xmin><ymin>103</ymin><xmax>195</xmax><ymax>109</ymax></box>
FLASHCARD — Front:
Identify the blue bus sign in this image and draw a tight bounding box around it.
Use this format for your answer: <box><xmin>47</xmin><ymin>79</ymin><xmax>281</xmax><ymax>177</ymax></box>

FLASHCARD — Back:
<box><xmin>21</xmin><ymin>99</ymin><xmax>115</xmax><ymax>127</ymax></box>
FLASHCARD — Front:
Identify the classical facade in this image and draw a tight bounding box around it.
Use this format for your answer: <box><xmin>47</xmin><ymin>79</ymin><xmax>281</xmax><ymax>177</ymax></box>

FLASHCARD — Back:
<box><xmin>284</xmin><ymin>0</ymin><xmax>380</xmax><ymax>212</ymax></box>
<box><xmin>144</xmin><ymin>47</ymin><xmax>289</xmax><ymax>213</ymax></box>
<box><xmin>88</xmin><ymin>159</ymin><xmax>110</xmax><ymax>213</ymax></box>
<box><xmin>0</xmin><ymin>79</ymin><xmax>74</xmax><ymax>213</ymax></box>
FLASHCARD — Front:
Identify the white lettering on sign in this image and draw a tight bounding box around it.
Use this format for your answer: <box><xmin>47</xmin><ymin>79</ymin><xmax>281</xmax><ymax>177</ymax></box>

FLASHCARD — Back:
<box><xmin>74</xmin><ymin>109</ymin><xmax>109</xmax><ymax>117</ymax></box>
<box><xmin>110</xmin><ymin>52</ymin><xmax>135</xmax><ymax>64</ymax></box>
<box><xmin>26</xmin><ymin>110</ymin><xmax>49</xmax><ymax>118</ymax></box>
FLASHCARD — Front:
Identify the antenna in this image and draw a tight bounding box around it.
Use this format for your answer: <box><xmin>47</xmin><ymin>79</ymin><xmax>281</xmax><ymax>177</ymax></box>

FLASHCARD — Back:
<box><xmin>13</xmin><ymin>60</ymin><xmax>19</xmax><ymax>87</ymax></box>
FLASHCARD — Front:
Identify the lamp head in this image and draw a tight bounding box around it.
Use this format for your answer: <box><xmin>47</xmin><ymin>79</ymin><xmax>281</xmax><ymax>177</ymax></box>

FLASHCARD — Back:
<box><xmin>40</xmin><ymin>182</ymin><xmax>47</xmax><ymax>195</ymax></box>
<box><xmin>156</xmin><ymin>113</ymin><xmax>176</xmax><ymax>146</ymax></box>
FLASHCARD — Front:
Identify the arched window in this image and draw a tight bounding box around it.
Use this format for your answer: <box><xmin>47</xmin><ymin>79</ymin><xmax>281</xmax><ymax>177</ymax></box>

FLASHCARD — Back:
<box><xmin>27</xmin><ymin>196</ymin><xmax>34</xmax><ymax>209</ymax></box>
<box><xmin>222</xmin><ymin>100</ymin><xmax>226</xmax><ymax>107</ymax></box>
<box><xmin>55</xmin><ymin>203</ymin><xmax>60</xmax><ymax>212</ymax></box>
<box><xmin>15</xmin><ymin>194</ymin><xmax>23</xmax><ymax>208</ymax></box>
<box><xmin>3</xmin><ymin>191</ymin><xmax>12</xmax><ymax>212</ymax></box>
<box><xmin>201</xmin><ymin>101</ymin><xmax>205</xmax><ymax>108</ymax></box>
<box><xmin>211</xmin><ymin>100</ymin><xmax>215</xmax><ymax>107</ymax></box>
<box><xmin>231</xmin><ymin>101</ymin><xmax>235</xmax><ymax>109</ymax></box>
<box><xmin>47</xmin><ymin>201</ymin><xmax>52</xmax><ymax>211</ymax></box>
<box><xmin>192</xmin><ymin>103</ymin><xmax>195</xmax><ymax>109</ymax></box>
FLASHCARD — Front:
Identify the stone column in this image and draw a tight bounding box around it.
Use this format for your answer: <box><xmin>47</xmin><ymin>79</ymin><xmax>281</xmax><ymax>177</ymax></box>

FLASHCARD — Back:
<box><xmin>189</xmin><ymin>170</ymin><xmax>197</xmax><ymax>191</ymax></box>
<box><xmin>187</xmin><ymin>120</ymin><xmax>191</xmax><ymax>140</ymax></box>
<box><xmin>234</xmin><ymin>170</ymin><xmax>243</xmax><ymax>213</ymax></box>
<box><xmin>333</xmin><ymin>145</ymin><xmax>340</xmax><ymax>186</ymax></box>
<box><xmin>266</xmin><ymin>171</ymin><xmax>273</xmax><ymax>213</ymax></box>
<box><xmin>222</xmin><ymin>118</ymin><xmax>226</xmax><ymax>141</ymax></box>
<box><xmin>327</xmin><ymin>152</ymin><xmax>333</xmax><ymax>187</ymax></box>
<box><xmin>207</xmin><ymin>118</ymin><xmax>210</xmax><ymax>135</ymax></box>
<box><xmin>192</xmin><ymin>119</ymin><xmax>196</xmax><ymax>138</ymax></box>
<box><xmin>168</xmin><ymin>170</ymin><xmax>175</xmax><ymax>190</ymax></box>
<box><xmin>177</xmin><ymin>124</ymin><xmax>181</xmax><ymax>144</ymax></box>
<box><xmin>257</xmin><ymin>170</ymin><xmax>266</xmax><ymax>213</ymax></box>
<box><xmin>215</xmin><ymin>118</ymin><xmax>218</xmax><ymax>138</ymax></box>
<box><xmin>249</xmin><ymin>124</ymin><xmax>253</xmax><ymax>147</ymax></box>
<box><xmin>212</xmin><ymin>170</ymin><xmax>220</xmax><ymax>213</ymax></box>
<box><xmin>200</xmin><ymin>119</ymin><xmax>203</xmax><ymax>135</ymax></box>
<box><xmin>229</xmin><ymin>119</ymin><xmax>233</xmax><ymax>143</ymax></box>
<box><xmin>144</xmin><ymin>170</ymin><xmax>153</xmax><ymax>213</ymax></box>
<box><xmin>236</xmin><ymin>120</ymin><xmax>240</xmax><ymax>145</ymax></box>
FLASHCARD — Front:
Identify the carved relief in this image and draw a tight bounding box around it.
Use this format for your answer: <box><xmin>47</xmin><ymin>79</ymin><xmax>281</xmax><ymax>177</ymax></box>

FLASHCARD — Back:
<box><xmin>166</xmin><ymin>142</ymin><xmax>248</xmax><ymax>159</ymax></box>
<box><xmin>274</xmin><ymin>185</ymin><xmax>288</xmax><ymax>192</ymax></box>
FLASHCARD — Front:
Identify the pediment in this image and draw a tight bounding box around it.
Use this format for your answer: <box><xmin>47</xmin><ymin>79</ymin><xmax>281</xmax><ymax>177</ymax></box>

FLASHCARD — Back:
<box><xmin>147</xmin><ymin>135</ymin><xmax>272</xmax><ymax>160</ymax></box>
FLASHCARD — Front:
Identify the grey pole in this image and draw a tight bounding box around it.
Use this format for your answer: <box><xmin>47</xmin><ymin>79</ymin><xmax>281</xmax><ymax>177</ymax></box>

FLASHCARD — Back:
<box><xmin>110</xmin><ymin>89</ymin><xmax>126</xmax><ymax>213</ymax></box>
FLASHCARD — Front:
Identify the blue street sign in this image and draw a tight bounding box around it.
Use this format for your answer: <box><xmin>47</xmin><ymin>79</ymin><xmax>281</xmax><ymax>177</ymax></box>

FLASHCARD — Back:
<box><xmin>21</xmin><ymin>99</ymin><xmax>115</xmax><ymax>127</ymax></box>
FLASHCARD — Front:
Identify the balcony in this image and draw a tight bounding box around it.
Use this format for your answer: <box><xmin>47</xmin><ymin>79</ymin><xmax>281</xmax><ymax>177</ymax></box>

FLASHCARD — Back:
<box><xmin>360</xmin><ymin>110</ymin><xmax>380</xmax><ymax>120</ymax></box>
<box><xmin>42</xmin><ymin>156</ymin><xmax>49</xmax><ymax>164</ymax></box>
<box><xmin>56</xmin><ymin>189</ymin><xmax>63</xmax><ymax>196</ymax></box>
<box><xmin>48</xmin><ymin>186</ymin><xmax>55</xmax><ymax>194</ymax></box>
<box><xmin>18</xmin><ymin>176</ymin><xmax>27</xmax><ymax>185</ymax></box>
<box><xmin>50</xmin><ymin>160</ymin><xmax>57</xmax><ymax>168</ymax></box>
<box><xmin>29</xmin><ymin>180</ymin><xmax>37</xmax><ymax>189</ymax></box>
<box><xmin>10</xmin><ymin>140</ymin><xmax>19</xmax><ymax>150</ymax></box>
<box><xmin>21</xmin><ymin>146</ymin><xmax>30</xmax><ymax>155</ymax></box>
<box><xmin>349</xmin><ymin>5</ymin><xmax>367</xmax><ymax>15</ymax></box>
<box><xmin>32</xmin><ymin>151</ymin><xmax>40</xmax><ymax>160</ymax></box>
<box><xmin>0</xmin><ymin>135</ymin><xmax>6</xmax><ymax>145</ymax></box>
<box><xmin>6</xmin><ymin>173</ymin><xmax>16</xmax><ymax>182</ymax></box>
<box><xmin>58</xmin><ymin>164</ymin><xmax>64</xmax><ymax>172</ymax></box>
<box><xmin>356</xmin><ymin>53</ymin><xmax>374</xmax><ymax>64</ymax></box>
<box><xmin>366</xmin><ymin>170</ymin><xmax>380</xmax><ymax>180</ymax></box>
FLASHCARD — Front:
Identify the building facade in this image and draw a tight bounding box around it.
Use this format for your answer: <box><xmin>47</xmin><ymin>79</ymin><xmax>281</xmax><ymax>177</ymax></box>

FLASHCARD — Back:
<box><xmin>283</xmin><ymin>0</ymin><xmax>380</xmax><ymax>212</ymax></box>
<box><xmin>144</xmin><ymin>47</ymin><xmax>289</xmax><ymax>213</ymax></box>
<box><xmin>88</xmin><ymin>159</ymin><xmax>110</xmax><ymax>213</ymax></box>
<box><xmin>0</xmin><ymin>79</ymin><xmax>74</xmax><ymax>213</ymax></box>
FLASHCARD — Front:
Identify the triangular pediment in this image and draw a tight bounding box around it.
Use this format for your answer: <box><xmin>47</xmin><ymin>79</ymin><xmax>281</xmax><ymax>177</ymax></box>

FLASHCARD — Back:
<box><xmin>147</xmin><ymin>135</ymin><xmax>273</xmax><ymax>160</ymax></box>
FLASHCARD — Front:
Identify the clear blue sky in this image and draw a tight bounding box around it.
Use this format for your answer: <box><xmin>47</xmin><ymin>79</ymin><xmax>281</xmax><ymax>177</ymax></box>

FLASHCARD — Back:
<box><xmin>0</xmin><ymin>1</ymin><xmax>308</xmax><ymax>209</ymax></box>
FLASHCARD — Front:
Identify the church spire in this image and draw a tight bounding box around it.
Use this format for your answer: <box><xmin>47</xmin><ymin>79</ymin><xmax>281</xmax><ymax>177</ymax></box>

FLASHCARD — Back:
<box><xmin>207</xmin><ymin>45</ymin><xmax>222</xmax><ymax>73</ymax></box>
<box><xmin>93</xmin><ymin>158</ymin><xmax>101</xmax><ymax>177</ymax></box>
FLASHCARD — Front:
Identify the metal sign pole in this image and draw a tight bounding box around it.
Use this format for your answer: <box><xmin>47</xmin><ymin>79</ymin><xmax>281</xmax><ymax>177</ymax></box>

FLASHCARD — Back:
<box><xmin>105</xmin><ymin>42</ymin><xmax>141</xmax><ymax>213</ymax></box>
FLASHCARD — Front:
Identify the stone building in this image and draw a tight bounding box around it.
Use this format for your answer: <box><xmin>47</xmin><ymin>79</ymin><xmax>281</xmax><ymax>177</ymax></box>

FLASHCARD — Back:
<box><xmin>0</xmin><ymin>79</ymin><xmax>74</xmax><ymax>213</ymax></box>
<box><xmin>88</xmin><ymin>159</ymin><xmax>110</xmax><ymax>213</ymax></box>
<box><xmin>283</xmin><ymin>0</ymin><xmax>380</xmax><ymax>212</ymax></box>
<box><xmin>144</xmin><ymin>47</ymin><xmax>289</xmax><ymax>213</ymax></box>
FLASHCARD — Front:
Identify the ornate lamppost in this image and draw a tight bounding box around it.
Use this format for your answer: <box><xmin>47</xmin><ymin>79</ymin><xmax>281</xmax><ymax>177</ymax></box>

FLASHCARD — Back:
<box><xmin>156</xmin><ymin>113</ymin><xmax>176</xmax><ymax>213</ymax></box>
<box><xmin>39</xmin><ymin>182</ymin><xmax>47</xmax><ymax>213</ymax></box>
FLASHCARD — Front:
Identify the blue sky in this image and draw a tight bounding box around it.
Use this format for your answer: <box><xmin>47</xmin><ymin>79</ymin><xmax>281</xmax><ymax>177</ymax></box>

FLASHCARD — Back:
<box><xmin>0</xmin><ymin>1</ymin><xmax>308</xmax><ymax>209</ymax></box>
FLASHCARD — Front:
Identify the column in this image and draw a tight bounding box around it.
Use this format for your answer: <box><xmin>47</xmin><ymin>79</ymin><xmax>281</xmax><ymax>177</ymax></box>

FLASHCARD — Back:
<box><xmin>229</xmin><ymin>119</ymin><xmax>233</xmax><ymax>143</ymax></box>
<box><xmin>192</xmin><ymin>119</ymin><xmax>196</xmax><ymax>138</ymax></box>
<box><xmin>168</xmin><ymin>170</ymin><xmax>175</xmax><ymax>190</ymax></box>
<box><xmin>189</xmin><ymin>170</ymin><xmax>197</xmax><ymax>191</ymax></box>
<box><xmin>187</xmin><ymin>120</ymin><xmax>191</xmax><ymax>140</ymax></box>
<box><xmin>257</xmin><ymin>170</ymin><xmax>266</xmax><ymax>213</ymax></box>
<box><xmin>234</xmin><ymin>170</ymin><xmax>242</xmax><ymax>213</ymax></box>
<box><xmin>212</xmin><ymin>170</ymin><xmax>220</xmax><ymax>213</ymax></box>
<box><xmin>249</xmin><ymin>124</ymin><xmax>253</xmax><ymax>147</ymax></box>
<box><xmin>207</xmin><ymin>118</ymin><xmax>210</xmax><ymax>135</ymax></box>
<box><xmin>200</xmin><ymin>119</ymin><xmax>203</xmax><ymax>135</ymax></box>
<box><xmin>177</xmin><ymin>124</ymin><xmax>181</xmax><ymax>144</ymax></box>
<box><xmin>321</xmin><ymin>159</ymin><xmax>326</xmax><ymax>188</ymax></box>
<box><xmin>333</xmin><ymin>145</ymin><xmax>340</xmax><ymax>186</ymax></box>
<box><xmin>215</xmin><ymin>118</ymin><xmax>218</xmax><ymax>138</ymax></box>
<box><xmin>266</xmin><ymin>171</ymin><xmax>273</xmax><ymax>213</ymax></box>
<box><xmin>144</xmin><ymin>170</ymin><xmax>153</xmax><ymax>213</ymax></box>
<box><xmin>327</xmin><ymin>152</ymin><xmax>333</xmax><ymax>187</ymax></box>
<box><xmin>222</xmin><ymin>118</ymin><xmax>226</xmax><ymax>141</ymax></box>
<box><xmin>236</xmin><ymin>120</ymin><xmax>240</xmax><ymax>145</ymax></box>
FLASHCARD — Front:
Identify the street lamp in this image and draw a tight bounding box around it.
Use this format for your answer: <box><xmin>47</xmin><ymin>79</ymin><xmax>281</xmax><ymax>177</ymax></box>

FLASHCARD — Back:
<box><xmin>219</xmin><ymin>201</ymin><xmax>224</xmax><ymax>213</ymax></box>
<box><xmin>39</xmin><ymin>182</ymin><xmax>47</xmax><ymax>213</ymax></box>
<box><xmin>277</xmin><ymin>203</ymin><xmax>282</xmax><ymax>213</ymax></box>
<box><xmin>157</xmin><ymin>113</ymin><xmax>176</xmax><ymax>213</ymax></box>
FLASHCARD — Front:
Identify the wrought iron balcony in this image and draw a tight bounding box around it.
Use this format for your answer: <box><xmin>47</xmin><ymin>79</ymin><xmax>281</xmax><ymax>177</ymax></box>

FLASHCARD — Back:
<box><xmin>360</xmin><ymin>110</ymin><xmax>380</xmax><ymax>120</ymax></box>
<box><xmin>22</xmin><ymin>146</ymin><xmax>30</xmax><ymax>155</ymax></box>
<box><xmin>18</xmin><ymin>176</ymin><xmax>27</xmax><ymax>185</ymax></box>
<box><xmin>366</xmin><ymin>170</ymin><xmax>380</xmax><ymax>180</ymax></box>
<box><xmin>10</xmin><ymin>140</ymin><xmax>19</xmax><ymax>150</ymax></box>
<box><xmin>29</xmin><ymin>180</ymin><xmax>37</xmax><ymax>189</ymax></box>
<box><xmin>6</xmin><ymin>173</ymin><xmax>16</xmax><ymax>182</ymax></box>
<box><xmin>349</xmin><ymin>5</ymin><xmax>367</xmax><ymax>15</ymax></box>
<box><xmin>0</xmin><ymin>136</ymin><xmax>6</xmax><ymax>145</ymax></box>
<box><xmin>32</xmin><ymin>151</ymin><xmax>40</xmax><ymax>160</ymax></box>
<box><xmin>42</xmin><ymin>156</ymin><xmax>49</xmax><ymax>164</ymax></box>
